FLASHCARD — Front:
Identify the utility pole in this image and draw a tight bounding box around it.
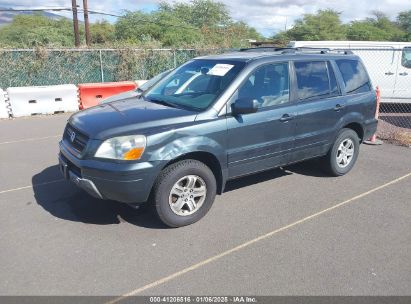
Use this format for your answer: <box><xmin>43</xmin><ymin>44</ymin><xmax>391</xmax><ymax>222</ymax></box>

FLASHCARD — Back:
<box><xmin>71</xmin><ymin>0</ymin><xmax>80</xmax><ymax>47</ymax></box>
<box><xmin>83</xmin><ymin>0</ymin><xmax>91</xmax><ymax>46</ymax></box>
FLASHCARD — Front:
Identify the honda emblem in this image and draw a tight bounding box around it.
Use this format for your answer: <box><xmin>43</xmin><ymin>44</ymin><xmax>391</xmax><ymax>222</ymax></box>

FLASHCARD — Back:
<box><xmin>70</xmin><ymin>130</ymin><xmax>76</xmax><ymax>142</ymax></box>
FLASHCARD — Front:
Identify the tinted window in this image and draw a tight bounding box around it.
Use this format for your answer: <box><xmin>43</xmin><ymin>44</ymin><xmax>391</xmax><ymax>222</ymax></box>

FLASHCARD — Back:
<box><xmin>336</xmin><ymin>59</ymin><xmax>371</xmax><ymax>95</ymax></box>
<box><xmin>295</xmin><ymin>61</ymin><xmax>331</xmax><ymax>100</ymax></box>
<box><xmin>402</xmin><ymin>47</ymin><xmax>411</xmax><ymax>69</ymax></box>
<box><xmin>237</xmin><ymin>63</ymin><xmax>289</xmax><ymax>108</ymax></box>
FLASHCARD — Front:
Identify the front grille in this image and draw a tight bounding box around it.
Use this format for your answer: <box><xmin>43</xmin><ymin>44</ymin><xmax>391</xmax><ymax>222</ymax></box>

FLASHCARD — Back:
<box><xmin>63</xmin><ymin>124</ymin><xmax>89</xmax><ymax>153</ymax></box>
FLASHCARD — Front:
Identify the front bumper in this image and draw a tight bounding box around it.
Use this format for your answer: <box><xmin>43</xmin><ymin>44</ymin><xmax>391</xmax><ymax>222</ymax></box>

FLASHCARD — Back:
<box><xmin>59</xmin><ymin>141</ymin><xmax>165</xmax><ymax>203</ymax></box>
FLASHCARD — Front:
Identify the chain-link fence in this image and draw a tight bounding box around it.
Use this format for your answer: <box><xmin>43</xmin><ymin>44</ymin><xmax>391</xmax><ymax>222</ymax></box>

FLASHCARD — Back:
<box><xmin>347</xmin><ymin>48</ymin><xmax>411</xmax><ymax>146</ymax></box>
<box><xmin>0</xmin><ymin>48</ymin><xmax>223</xmax><ymax>88</ymax></box>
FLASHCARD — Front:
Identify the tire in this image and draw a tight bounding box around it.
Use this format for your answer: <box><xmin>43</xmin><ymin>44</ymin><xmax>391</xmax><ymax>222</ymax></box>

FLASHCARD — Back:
<box><xmin>323</xmin><ymin>128</ymin><xmax>360</xmax><ymax>176</ymax></box>
<box><xmin>152</xmin><ymin>159</ymin><xmax>217</xmax><ymax>228</ymax></box>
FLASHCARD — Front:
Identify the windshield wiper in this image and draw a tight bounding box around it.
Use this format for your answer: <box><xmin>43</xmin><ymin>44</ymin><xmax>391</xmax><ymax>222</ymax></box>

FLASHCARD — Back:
<box><xmin>145</xmin><ymin>97</ymin><xmax>179</xmax><ymax>109</ymax></box>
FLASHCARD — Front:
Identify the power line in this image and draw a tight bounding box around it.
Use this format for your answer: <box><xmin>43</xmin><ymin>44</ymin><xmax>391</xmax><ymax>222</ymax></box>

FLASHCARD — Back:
<box><xmin>0</xmin><ymin>7</ymin><xmax>217</xmax><ymax>32</ymax></box>
<box><xmin>0</xmin><ymin>8</ymin><xmax>73</xmax><ymax>12</ymax></box>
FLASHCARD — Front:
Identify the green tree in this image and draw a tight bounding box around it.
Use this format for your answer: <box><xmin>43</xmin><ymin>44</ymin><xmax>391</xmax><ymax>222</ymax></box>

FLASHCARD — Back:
<box><xmin>114</xmin><ymin>10</ymin><xmax>203</xmax><ymax>47</ymax></box>
<box><xmin>90</xmin><ymin>21</ymin><xmax>115</xmax><ymax>45</ymax></box>
<box><xmin>159</xmin><ymin>0</ymin><xmax>231</xmax><ymax>28</ymax></box>
<box><xmin>397</xmin><ymin>10</ymin><xmax>411</xmax><ymax>39</ymax></box>
<box><xmin>0</xmin><ymin>14</ymin><xmax>79</xmax><ymax>47</ymax></box>
<box><xmin>347</xmin><ymin>12</ymin><xmax>406</xmax><ymax>41</ymax></box>
<box><xmin>116</xmin><ymin>0</ymin><xmax>261</xmax><ymax>48</ymax></box>
<box><xmin>273</xmin><ymin>9</ymin><xmax>347</xmax><ymax>41</ymax></box>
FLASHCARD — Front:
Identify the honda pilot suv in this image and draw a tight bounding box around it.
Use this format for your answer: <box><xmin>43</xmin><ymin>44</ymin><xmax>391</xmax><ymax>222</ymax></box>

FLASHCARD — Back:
<box><xmin>59</xmin><ymin>48</ymin><xmax>378</xmax><ymax>227</ymax></box>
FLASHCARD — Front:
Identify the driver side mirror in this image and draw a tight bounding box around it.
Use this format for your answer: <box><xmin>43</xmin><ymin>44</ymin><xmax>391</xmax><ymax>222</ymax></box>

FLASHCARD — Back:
<box><xmin>231</xmin><ymin>98</ymin><xmax>259</xmax><ymax>115</ymax></box>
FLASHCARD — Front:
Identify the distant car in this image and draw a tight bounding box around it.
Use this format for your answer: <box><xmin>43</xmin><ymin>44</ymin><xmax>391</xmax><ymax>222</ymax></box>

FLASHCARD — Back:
<box><xmin>59</xmin><ymin>49</ymin><xmax>377</xmax><ymax>227</ymax></box>
<box><xmin>100</xmin><ymin>69</ymin><xmax>173</xmax><ymax>104</ymax></box>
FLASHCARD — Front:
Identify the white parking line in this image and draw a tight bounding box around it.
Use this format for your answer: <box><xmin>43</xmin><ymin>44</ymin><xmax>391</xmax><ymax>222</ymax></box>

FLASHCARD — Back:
<box><xmin>0</xmin><ymin>179</ymin><xmax>65</xmax><ymax>194</ymax></box>
<box><xmin>0</xmin><ymin>135</ymin><xmax>60</xmax><ymax>145</ymax></box>
<box><xmin>105</xmin><ymin>172</ymin><xmax>411</xmax><ymax>303</ymax></box>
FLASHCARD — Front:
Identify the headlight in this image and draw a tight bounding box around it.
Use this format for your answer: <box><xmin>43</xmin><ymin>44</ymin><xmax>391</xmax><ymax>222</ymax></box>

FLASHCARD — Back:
<box><xmin>95</xmin><ymin>135</ymin><xmax>146</xmax><ymax>160</ymax></box>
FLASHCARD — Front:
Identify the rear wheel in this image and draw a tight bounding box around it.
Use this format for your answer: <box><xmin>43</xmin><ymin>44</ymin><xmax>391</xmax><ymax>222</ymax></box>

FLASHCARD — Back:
<box><xmin>152</xmin><ymin>159</ymin><xmax>217</xmax><ymax>227</ymax></box>
<box><xmin>323</xmin><ymin>128</ymin><xmax>360</xmax><ymax>176</ymax></box>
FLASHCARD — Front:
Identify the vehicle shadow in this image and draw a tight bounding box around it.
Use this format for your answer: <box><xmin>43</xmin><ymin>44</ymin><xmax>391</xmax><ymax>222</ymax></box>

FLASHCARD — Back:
<box><xmin>33</xmin><ymin>161</ymin><xmax>330</xmax><ymax>228</ymax></box>
<box><xmin>224</xmin><ymin>167</ymin><xmax>291</xmax><ymax>192</ymax></box>
<box><xmin>32</xmin><ymin>165</ymin><xmax>168</xmax><ymax>229</ymax></box>
<box><xmin>224</xmin><ymin>159</ymin><xmax>330</xmax><ymax>193</ymax></box>
<box><xmin>284</xmin><ymin>158</ymin><xmax>332</xmax><ymax>178</ymax></box>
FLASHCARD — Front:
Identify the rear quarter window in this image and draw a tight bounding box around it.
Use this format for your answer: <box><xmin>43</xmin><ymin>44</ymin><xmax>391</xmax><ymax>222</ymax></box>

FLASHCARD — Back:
<box><xmin>335</xmin><ymin>59</ymin><xmax>371</xmax><ymax>95</ymax></box>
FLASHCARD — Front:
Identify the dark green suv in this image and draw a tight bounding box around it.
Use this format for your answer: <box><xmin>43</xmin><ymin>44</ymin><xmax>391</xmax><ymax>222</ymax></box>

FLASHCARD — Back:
<box><xmin>59</xmin><ymin>48</ymin><xmax>378</xmax><ymax>227</ymax></box>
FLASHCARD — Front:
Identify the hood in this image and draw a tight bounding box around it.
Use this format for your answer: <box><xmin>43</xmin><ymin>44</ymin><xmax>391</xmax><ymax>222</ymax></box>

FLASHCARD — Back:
<box><xmin>69</xmin><ymin>97</ymin><xmax>197</xmax><ymax>139</ymax></box>
<box><xmin>100</xmin><ymin>90</ymin><xmax>140</xmax><ymax>104</ymax></box>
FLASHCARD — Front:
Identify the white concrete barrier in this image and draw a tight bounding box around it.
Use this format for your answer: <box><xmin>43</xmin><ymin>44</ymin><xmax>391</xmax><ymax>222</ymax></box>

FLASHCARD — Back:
<box><xmin>135</xmin><ymin>80</ymin><xmax>148</xmax><ymax>87</ymax></box>
<box><xmin>0</xmin><ymin>89</ymin><xmax>10</xmax><ymax>119</ymax></box>
<box><xmin>7</xmin><ymin>84</ymin><xmax>79</xmax><ymax>117</ymax></box>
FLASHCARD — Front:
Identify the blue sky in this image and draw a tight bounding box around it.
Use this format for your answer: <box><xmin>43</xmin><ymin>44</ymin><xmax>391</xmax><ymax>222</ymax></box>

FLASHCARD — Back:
<box><xmin>1</xmin><ymin>0</ymin><xmax>410</xmax><ymax>37</ymax></box>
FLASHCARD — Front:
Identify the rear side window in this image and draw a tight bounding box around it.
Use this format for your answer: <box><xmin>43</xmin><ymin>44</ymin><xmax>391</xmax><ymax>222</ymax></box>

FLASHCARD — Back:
<box><xmin>294</xmin><ymin>61</ymin><xmax>337</xmax><ymax>101</ymax></box>
<box><xmin>336</xmin><ymin>59</ymin><xmax>371</xmax><ymax>95</ymax></box>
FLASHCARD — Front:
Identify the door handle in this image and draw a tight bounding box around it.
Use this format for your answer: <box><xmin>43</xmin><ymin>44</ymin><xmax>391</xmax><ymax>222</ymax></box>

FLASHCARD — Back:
<box><xmin>279</xmin><ymin>114</ymin><xmax>295</xmax><ymax>122</ymax></box>
<box><xmin>334</xmin><ymin>104</ymin><xmax>345</xmax><ymax>111</ymax></box>
<box><xmin>385</xmin><ymin>72</ymin><xmax>394</xmax><ymax>76</ymax></box>
<box><xmin>399</xmin><ymin>72</ymin><xmax>408</xmax><ymax>76</ymax></box>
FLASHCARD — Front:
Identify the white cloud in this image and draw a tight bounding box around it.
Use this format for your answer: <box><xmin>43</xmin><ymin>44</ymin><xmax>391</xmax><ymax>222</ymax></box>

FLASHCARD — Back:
<box><xmin>1</xmin><ymin>0</ymin><xmax>410</xmax><ymax>36</ymax></box>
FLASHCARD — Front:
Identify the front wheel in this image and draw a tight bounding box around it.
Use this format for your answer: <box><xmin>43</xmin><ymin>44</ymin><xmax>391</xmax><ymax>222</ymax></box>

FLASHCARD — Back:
<box><xmin>152</xmin><ymin>159</ymin><xmax>217</xmax><ymax>228</ymax></box>
<box><xmin>323</xmin><ymin>128</ymin><xmax>360</xmax><ymax>176</ymax></box>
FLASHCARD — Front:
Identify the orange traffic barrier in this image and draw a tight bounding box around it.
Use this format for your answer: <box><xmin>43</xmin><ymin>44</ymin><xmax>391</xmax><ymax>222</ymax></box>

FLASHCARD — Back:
<box><xmin>78</xmin><ymin>81</ymin><xmax>137</xmax><ymax>109</ymax></box>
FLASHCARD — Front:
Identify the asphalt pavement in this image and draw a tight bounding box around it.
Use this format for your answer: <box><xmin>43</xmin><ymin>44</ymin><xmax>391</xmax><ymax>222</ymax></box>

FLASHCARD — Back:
<box><xmin>0</xmin><ymin>113</ymin><xmax>410</xmax><ymax>297</ymax></box>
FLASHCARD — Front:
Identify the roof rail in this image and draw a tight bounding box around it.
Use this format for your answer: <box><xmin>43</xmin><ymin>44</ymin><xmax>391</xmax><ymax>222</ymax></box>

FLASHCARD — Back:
<box><xmin>239</xmin><ymin>47</ymin><xmax>293</xmax><ymax>52</ymax></box>
<box><xmin>281</xmin><ymin>47</ymin><xmax>330</xmax><ymax>54</ymax></box>
<box><xmin>239</xmin><ymin>46</ymin><xmax>354</xmax><ymax>55</ymax></box>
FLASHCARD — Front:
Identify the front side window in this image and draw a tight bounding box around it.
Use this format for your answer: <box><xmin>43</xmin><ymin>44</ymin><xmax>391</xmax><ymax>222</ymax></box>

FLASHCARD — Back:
<box><xmin>295</xmin><ymin>61</ymin><xmax>333</xmax><ymax>101</ymax></box>
<box><xmin>401</xmin><ymin>47</ymin><xmax>411</xmax><ymax>69</ymax></box>
<box><xmin>145</xmin><ymin>59</ymin><xmax>245</xmax><ymax>111</ymax></box>
<box><xmin>237</xmin><ymin>62</ymin><xmax>290</xmax><ymax>108</ymax></box>
<box><xmin>336</xmin><ymin>59</ymin><xmax>371</xmax><ymax>95</ymax></box>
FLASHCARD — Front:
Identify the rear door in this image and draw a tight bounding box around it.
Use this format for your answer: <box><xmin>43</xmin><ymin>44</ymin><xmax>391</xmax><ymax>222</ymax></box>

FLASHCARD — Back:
<box><xmin>226</xmin><ymin>62</ymin><xmax>297</xmax><ymax>178</ymax></box>
<box><xmin>291</xmin><ymin>60</ymin><xmax>345</xmax><ymax>162</ymax></box>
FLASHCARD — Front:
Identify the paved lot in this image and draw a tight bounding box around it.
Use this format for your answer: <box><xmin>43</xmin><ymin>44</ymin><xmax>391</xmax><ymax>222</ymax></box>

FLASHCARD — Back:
<box><xmin>0</xmin><ymin>113</ymin><xmax>410</xmax><ymax>297</ymax></box>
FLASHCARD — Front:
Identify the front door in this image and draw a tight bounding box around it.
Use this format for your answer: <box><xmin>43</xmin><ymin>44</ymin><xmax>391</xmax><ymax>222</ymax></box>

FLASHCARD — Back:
<box><xmin>226</xmin><ymin>62</ymin><xmax>296</xmax><ymax>178</ymax></box>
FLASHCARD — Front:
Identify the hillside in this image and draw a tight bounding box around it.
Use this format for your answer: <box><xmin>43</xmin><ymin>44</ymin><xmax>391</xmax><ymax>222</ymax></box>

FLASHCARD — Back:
<box><xmin>0</xmin><ymin>8</ymin><xmax>64</xmax><ymax>26</ymax></box>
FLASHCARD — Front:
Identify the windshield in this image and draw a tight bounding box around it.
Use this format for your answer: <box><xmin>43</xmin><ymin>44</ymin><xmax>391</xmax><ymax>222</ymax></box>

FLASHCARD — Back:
<box><xmin>144</xmin><ymin>59</ymin><xmax>245</xmax><ymax>111</ymax></box>
<box><xmin>139</xmin><ymin>69</ymin><xmax>173</xmax><ymax>92</ymax></box>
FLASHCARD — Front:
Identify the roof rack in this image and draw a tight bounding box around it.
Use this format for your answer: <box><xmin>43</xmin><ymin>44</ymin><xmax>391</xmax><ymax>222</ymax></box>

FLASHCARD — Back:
<box><xmin>239</xmin><ymin>46</ymin><xmax>353</xmax><ymax>55</ymax></box>
<box><xmin>239</xmin><ymin>47</ymin><xmax>296</xmax><ymax>52</ymax></box>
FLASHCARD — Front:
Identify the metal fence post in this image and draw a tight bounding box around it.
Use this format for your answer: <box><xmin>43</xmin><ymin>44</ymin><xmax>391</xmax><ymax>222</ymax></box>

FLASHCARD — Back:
<box><xmin>99</xmin><ymin>49</ymin><xmax>104</xmax><ymax>83</ymax></box>
<box><xmin>173</xmin><ymin>50</ymin><xmax>177</xmax><ymax>68</ymax></box>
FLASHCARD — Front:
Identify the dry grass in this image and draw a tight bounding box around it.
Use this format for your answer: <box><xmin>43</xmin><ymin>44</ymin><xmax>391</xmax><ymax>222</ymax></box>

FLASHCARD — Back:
<box><xmin>392</xmin><ymin>131</ymin><xmax>411</xmax><ymax>147</ymax></box>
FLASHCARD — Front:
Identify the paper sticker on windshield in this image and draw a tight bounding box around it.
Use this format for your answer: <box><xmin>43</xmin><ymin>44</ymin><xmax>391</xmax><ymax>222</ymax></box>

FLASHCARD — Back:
<box><xmin>207</xmin><ymin>64</ymin><xmax>234</xmax><ymax>76</ymax></box>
